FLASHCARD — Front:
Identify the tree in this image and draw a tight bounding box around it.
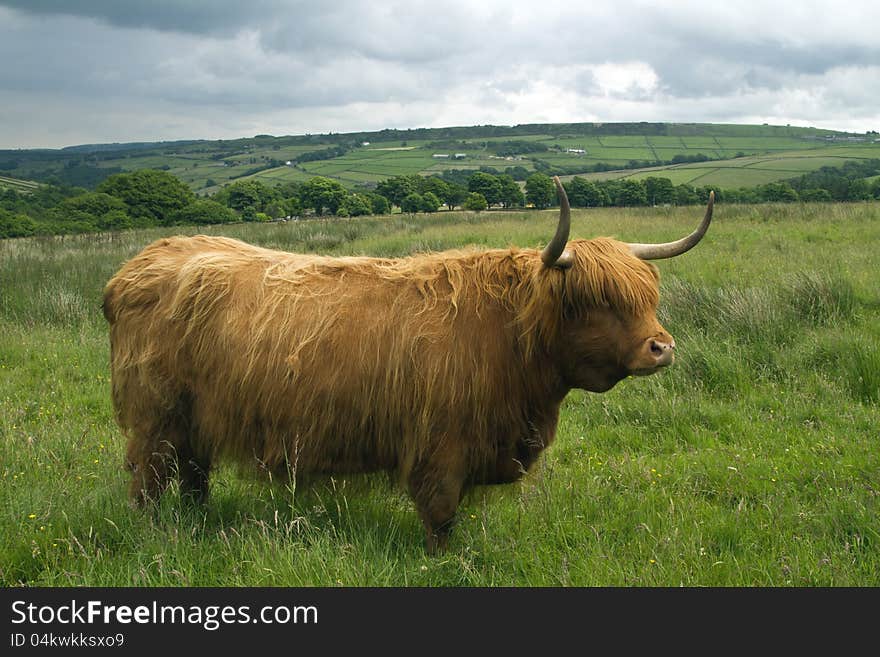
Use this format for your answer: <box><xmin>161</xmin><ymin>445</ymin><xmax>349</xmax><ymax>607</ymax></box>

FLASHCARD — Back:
<box><xmin>468</xmin><ymin>172</ymin><xmax>503</xmax><ymax>207</ymax></box>
<box><xmin>274</xmin><ymin>180</ymin><xmax>305</xmax><ymax>203</ymax></box>
<box><xmin>504</xmin><ymin>165</ymin><xmax>531</xmax><ymax>181</ymax></box>
<box><xmin>168</xmin><ymin>199</ymin><xmax>238</xmax><ymax>225</ymax></box>
<box><xmin>498</xmin><ymin>175</ymin><xmax>525</xmax><ymax>208</ymax></box>
<box><xmin>300</xmin><ymin>176</ymin><xmax>347</xmax><ymax>215</ymax></box>
<box><xmin>214</xmin><ymin>179</ymin><xmax>278</xmax><ymax>213</ymax></box>
<box><xmin>376</xmin><ymin>175</ymin><xmax>419</xmax><ymax>208</ymax></box>
<box><xmin>56</xmin><ymin>192</ymin><xmax>131</xmax><ymax>230</ymax></box>
<box><xmin>846</xmin><ymin>178</ymin><xmax>871</xmax><ymax>201</ymax></box>
<box><xmin>337</xmin><ymin>193</ymin><xmax>373</xmax><ymax>217</ymax></box>
<box><xmin>367</xmin><ymin>193</ymin><xmax>390</xmax><ymax>215</ymax></box>
<box><xmin>400</xmin><ymin>192</ymin><xmax>424</xmax><ymax>213</ymax></box>
<box><xmin>525</xmin><ymin>173</ymin><xmax>555</xmax><ymax>209</ymax></box>
<box><xmin>264</xmin><ymin>201</ymin><xmax>287</xmax><ymax>219</ymax></box>
<box><xmin>97</xmin><ymin>169</ymin><xmax>195</xmax><ymax>226</ymax></box>
<box><xmin>418</xmin><ymin>176</ymin><xmax>450</xmax><ymax>201</ymax></box>
<box><xmin>463</xmin><ymin>192</ymin><xmax>488</xmax><ymax>212</ymax></box>
<box><xmin>59</xmin><ymin>192</ymin><xmax>127</xmax><ymax>218</ymax></box>
<box><xmin>674</xmin><ymin>185</ymin><xmax>700</xmax><ymax>205</ymax></box>
<box><xmin>96</xmin><ymin>209</ymin><xmax>134</xmax><ymax>231</ymax></box>
<box><xmin>282</xmin><ymin>196</ymin><xmax>302</xmax><ymax>217</ymax></box>
<box><xmin>615</xmin><ymin>179</ymin><xmax>649</xmax><ymax>206</ymax></box>
<box><xmin>565</xmin><ymin>177</ymin><xmax>605</xmax><ymax>207</ymax></box>
<box><xmin>757</xmin><ymin>182</ymin><xmax>799</xmax><ymax>203</ymax></box>
<box><xmin>420</xmin><ymin>192</ymin><xmax>442</xmax><ymax>213</ymax></box>
<box><xmin>441</xmin><ymin>182</ymin><xmax>468</xmax><ymax>210</ymax></box>
<box><xmin>644</xmin><ymin>177</ymin><xmax>675</xmax><ymax>205</ymax></box>
<box><xmin>800</xmin><ymin>188</ymin><xmax>832</xmax><ymax>202</ymax></box>
<box><xmin>0</xmin><ymin>208</ymin><xmax>37</xmax><ymax>238</ymax></box>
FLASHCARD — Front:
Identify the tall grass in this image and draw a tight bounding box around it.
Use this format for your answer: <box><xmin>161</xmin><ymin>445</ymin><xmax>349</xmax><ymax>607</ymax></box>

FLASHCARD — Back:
<box><xmin>1</xmin><ymin>202</ymin><xmax>878</xmax><ymax>586</ymax></box>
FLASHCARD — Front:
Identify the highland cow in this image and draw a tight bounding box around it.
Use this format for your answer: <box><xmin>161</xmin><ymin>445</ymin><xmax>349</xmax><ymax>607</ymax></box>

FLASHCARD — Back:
<box><xmin>103</xmin><ymin>178</ymin><xmax>713</xmax><ymax>553</ymax></box>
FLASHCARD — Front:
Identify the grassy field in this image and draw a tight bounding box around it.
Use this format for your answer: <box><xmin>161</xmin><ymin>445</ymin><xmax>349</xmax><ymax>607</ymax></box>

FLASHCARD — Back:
<box><xmin>242</xmin><ymin>133</ymin><xmax>880</xmax><ymax>191</ymax></box>
<box><xmin>1</xmin><ymin>201</ymin><xmax>878</xmax><ymax>586</ymax></box>
<box><xmin>0</xmin><ymin>175</ymin><xmax>41</xmax><ymax>194</ymax></box>
<box><xmin>5</xmin><ymin>123</ymin><xmax>878</xmax><ymax>195</ymax></box>
<box><xmin>580</xmin><ymin>145</ymin><xmax>880</xmax><ymax>188</ymax></box>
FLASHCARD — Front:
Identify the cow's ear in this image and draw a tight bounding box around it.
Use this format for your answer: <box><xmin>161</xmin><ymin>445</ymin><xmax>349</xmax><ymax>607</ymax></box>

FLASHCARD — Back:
<box><xmin>553</xmin><ymin>250</ymin><xmax>574</xmax><ymax>269</ymax></box>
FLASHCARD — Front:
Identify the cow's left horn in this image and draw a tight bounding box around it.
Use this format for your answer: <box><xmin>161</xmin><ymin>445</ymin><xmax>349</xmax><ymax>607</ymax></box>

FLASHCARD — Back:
<box><xmin>627</xmin><ymin>191</ymin><xmax>714</xmax><ymax>260</ymax></box>
<box><xmin>541</xmin><ymin>176</ymin><xmax>574</xmax><ymax>269</ymax></box>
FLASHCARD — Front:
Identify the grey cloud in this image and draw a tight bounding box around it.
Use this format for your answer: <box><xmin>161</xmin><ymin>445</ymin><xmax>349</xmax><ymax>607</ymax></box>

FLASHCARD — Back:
<box><xmin>0</xmin><ymin>0</ymin><xmax>283</xmax><ymax>35</ymax></box>
<box><xmin>0</xmin><ymin>1</ymin><xmax>878</xmax><ymax>148</ymax></box>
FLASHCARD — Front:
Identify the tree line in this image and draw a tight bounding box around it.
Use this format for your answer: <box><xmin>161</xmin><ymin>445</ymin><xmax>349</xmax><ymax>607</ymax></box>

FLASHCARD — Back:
<box><xmin>2</xmin><ymin>160</ymin><xmax>879</xmax><ymax>239</ymax></box>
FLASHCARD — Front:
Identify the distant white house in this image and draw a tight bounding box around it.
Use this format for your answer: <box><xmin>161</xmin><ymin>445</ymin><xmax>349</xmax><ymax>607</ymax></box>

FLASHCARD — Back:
<box><xmin>285</xmin><ymin>160</ymin><xmax>293</xmax><ymax>166</ymax></box>
<box><xmin>432</xmin><ymin>153</ymin><xmax>449</xmax><ymax>158</ymax></box>
<box><xmin>454</xmin><ymin>153</ymin><xmax>467</xmax><ymax>159</ymax></box>
<box><xmin>566</xmin><ymin>148</ymin><xmax>586</xmax><ymax>154</ymax></box>
<box><xmin>362</xmin><ymin>141</ymin><xmax>371</xmax><ymax>146</ymax></box>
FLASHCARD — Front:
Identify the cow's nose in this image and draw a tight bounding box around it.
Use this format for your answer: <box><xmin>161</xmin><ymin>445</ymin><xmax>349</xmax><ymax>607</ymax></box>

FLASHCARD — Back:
<box><xmin>649</xmin><ymin>338</ymin><xmax>675</xmax><ymax>367</ymax></box>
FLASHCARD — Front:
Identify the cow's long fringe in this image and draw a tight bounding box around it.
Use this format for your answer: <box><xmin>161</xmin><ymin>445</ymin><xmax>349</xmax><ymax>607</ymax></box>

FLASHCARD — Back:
<box><xmin>104</xmin><ymin>234</ymin><xmax>659</xmax><ymax>484</ymax></box>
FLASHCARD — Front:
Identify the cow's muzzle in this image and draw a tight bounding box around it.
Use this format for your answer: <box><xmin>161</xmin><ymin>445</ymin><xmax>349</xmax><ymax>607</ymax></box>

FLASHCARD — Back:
<box><xmin>630</xmin><ymin>337</ymin><xmax>675</xmax><ymax>376</ymax></box>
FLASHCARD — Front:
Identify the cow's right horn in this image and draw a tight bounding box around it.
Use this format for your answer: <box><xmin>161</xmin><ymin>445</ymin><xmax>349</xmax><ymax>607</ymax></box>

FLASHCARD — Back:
<box><xmin>541</xmin><ymin>176</ymin><xmax>574</xmax><ymax>269</ymax></box>
<box><xmin>627</xmin><ymin>191</ymin><xmax>714</xmax><ymax>260</ymax></box>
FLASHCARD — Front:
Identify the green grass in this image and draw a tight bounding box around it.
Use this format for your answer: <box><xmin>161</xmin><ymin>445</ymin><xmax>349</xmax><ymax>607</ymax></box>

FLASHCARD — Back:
<box><xmin>1</xmin><ymin>202</ymin><xmax>878</xmax><ymax>586</ymax></box>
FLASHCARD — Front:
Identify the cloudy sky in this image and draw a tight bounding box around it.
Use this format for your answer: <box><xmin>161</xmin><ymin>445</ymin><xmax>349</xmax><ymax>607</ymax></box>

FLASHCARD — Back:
<box><xmin>1</xmin><ymin>0</ymin><xmax>878</xmax><ymax>149</ymax></box>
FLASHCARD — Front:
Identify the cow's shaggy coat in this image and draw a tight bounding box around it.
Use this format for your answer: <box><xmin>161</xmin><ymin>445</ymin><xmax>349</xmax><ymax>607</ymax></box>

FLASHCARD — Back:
<box><xmin>104</xmin><ymin>231</ymin><xmax>669</xmax><ymax>552</ymax></box>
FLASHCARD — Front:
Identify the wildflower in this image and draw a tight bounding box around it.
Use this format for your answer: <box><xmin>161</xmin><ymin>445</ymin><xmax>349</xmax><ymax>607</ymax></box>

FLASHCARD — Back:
<box><xmin>28</xmin><ymin>513</ymin><xmax>36</xmax><ymax>519</ymax></box>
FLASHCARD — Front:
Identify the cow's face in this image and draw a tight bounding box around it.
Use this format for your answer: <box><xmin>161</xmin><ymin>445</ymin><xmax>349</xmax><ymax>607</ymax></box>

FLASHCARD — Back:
<box><xmin>538</xmin><ymin>177</ymin><xmax>712</xmax><ymax>393</ymax></box>
<box><xmin>554</xmin><ymin>306</ymin><xmax>675</xmax><ymax>393</ymax></box>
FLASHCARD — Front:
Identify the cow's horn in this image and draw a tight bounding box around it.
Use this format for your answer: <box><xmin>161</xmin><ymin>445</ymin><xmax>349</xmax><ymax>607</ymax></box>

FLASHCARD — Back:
<box><xmin>627</xmin><ymin>191</ymin><xmax>714</xmax><ymax>260</ymax></box>
<box><xmin>541</xmin><ymin>176</ymin><xmax>573</xmax><ymax>269</ymax></box>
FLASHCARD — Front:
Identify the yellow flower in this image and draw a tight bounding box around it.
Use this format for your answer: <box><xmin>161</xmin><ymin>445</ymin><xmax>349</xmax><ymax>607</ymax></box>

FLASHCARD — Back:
<box><xmin>28</xmin><ymin>513</ymin><xmax>36</xmax><ymax>519</ymax></box>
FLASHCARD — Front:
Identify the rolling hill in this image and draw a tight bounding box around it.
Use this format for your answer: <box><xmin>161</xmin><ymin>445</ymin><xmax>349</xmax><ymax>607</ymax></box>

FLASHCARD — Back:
<box><xmin>1</xmin><ymin>123</ymin><xmax>878</xmax><ymax>194</ymax></box>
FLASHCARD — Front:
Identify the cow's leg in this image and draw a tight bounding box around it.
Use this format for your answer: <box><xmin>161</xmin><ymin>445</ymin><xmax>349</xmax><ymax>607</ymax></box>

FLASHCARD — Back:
<box><xmin>126</xmin><ymin>432</ymin><xmax>177</xmax><ymax>507</ymax></box>
<box><xmin>125</xmin><ymin>409</ymin><xmax>191</xmax><ymax>508</ymax></box>
<box><xmin>177</xmin><ymin>444</ymin><xmax>212</xmax><ymax>504</ymax></box>
<box><xmin>407</xmin><ymin>450</ymin><xmax>466</xmax><ymax>555</ymax></box>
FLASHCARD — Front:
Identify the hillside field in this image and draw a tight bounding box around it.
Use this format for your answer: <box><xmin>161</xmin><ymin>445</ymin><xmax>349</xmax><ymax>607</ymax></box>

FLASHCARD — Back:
<box><xmin>0</xmin><ymin>175</ymin><xmax>40</xmax><ymax>194</ymax></box>
<box><xmin>1</xmin><ymin>123</ymin><xmax>879</xmax><ymax>195</ymax></box>
<box><xmin>1</xmin><ymin>200</ymin><xmax>878</xmax><ymax>586</ymax></box>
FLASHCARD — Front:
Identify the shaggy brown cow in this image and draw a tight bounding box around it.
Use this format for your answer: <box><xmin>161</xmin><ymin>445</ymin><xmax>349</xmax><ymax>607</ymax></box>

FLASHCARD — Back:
<box><xmin>103</xmin><ymin>178</ymin><xmax>713</xmax><ymax>553</ymax></box>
